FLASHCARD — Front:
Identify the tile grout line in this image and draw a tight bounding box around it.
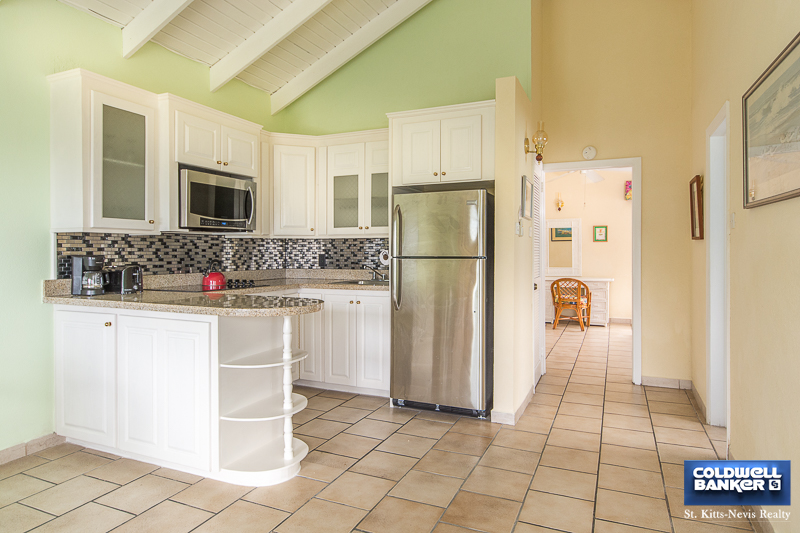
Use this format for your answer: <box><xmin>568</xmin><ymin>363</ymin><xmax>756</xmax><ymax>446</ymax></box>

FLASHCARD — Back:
<box><xmin>589</xmin><ymin>322</ymin><xmax>611</xmax><ymax>533</ymax></box>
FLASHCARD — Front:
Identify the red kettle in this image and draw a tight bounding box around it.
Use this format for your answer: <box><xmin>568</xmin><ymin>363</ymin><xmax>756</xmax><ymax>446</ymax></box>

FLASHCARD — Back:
<box><xmin>202</xmin><ymin>259</ymin><xmax>226</xmax><ymax>290</ymax></box>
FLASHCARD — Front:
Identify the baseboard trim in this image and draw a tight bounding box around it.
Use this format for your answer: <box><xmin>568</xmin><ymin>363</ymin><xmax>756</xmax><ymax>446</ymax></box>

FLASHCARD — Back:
<box><xmin>491</xmin><ymin>386</ymin><xmax>533</xmax><ymax>426</ymax></box>
<box><xmin>609</xmin><ymin>318</ymin><xmax>632</xmax><ymax>324</ymax></box>
<box><xmin>641</xmin><ymin>376</ymin><xmax>693</xmax><ymax>390</ymax></box>
<box><xmin>293</xmin><ymin>380</ymin><xmax>389</xmax><ymax>398</ymax></box>
<box><xmin>0</xmin><ymin>433</ymin><xmax>66</xmax><ymax>466</ymax></box>
<box><xmin>727</xmin><ymin>452</ymin><xmax>777</xmax><ymax>533</ymax></box>
<box><xmin>690</xmin><ymin>387</ymin><xmax>707</xmax><ymax>422</ymax></box>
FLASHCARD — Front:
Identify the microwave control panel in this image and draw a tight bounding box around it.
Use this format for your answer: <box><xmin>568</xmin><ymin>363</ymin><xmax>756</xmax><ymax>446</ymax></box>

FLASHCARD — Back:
<box><xmin>200</xmin><ymin>218</ymin><xmax>247</xmax><ymax>229</ymax></box>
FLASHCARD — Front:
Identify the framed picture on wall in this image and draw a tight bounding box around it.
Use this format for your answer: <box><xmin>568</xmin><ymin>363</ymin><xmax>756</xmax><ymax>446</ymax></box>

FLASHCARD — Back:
<box><xmin>550</xmin><ymin>228</ymin><xmax>572</xmax><ymax>241</ymax></box>
<box><xmin>520</xmin><ymin>175</ymin><xmax>533</xmax><ymax>219</ymax></box>
<box><xmin>593</xmin><ymin>226</ymin><xmax>608</xmax><ymax>242</ymax></box>
<box><xmin>690</xmin><ymin>175</ymin><xmax>704</xmax><ymax>240</ymax></box>
<box><xmin>743</xmin><ymin>29</ymin><xmax>800</xmax><ymax>208</ymax></box>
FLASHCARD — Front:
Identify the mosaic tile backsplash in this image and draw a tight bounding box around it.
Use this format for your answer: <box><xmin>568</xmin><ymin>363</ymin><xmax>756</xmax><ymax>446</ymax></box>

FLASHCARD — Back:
<box><xmin>56</xmin><ymin>233</ymin><xmax>389</xmax><ymax>279</ymax></box>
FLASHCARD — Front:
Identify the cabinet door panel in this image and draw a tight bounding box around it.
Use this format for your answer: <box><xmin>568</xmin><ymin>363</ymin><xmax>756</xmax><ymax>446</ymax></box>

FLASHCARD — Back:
<box><xmin>273</xmin><ymin>145</ymin><xmax>316</xmax><ymax>236</ymax></box>
<box><xmin>298</xmin><ymin>291</ymin><xmax>324</xmax><ymax>382</ymax></box>
<box><xmin>90</xmin><ymin>91</ymin><xmax>156</xmax><ymax>231</ymax></box>
<box><xmin>55</xmin><ymin>311</ymin><xmax>116</xmax><ymax>446</ymax></box>
<box><xmin>356</xmin><ymin>296</ymin><xmax>391</xmax><ymax>391</ymax></box>
<box><xmin>441</xmin><ymin>115</ymin><xmax>481</xmax><ymax>182</ymax></box>
<box><xmin>327</xmin><ymin>143</ymin><xmax>364</xmax><ymax>235</ymax></box>
<box><xmin>364</xmin><ymin>141</ymin><xmax>389</xmax><ymax>235</ymax></box>
<box><xmin>176</xmin><ymin>111</ymin><xmax>220</xmax><ymax>169</ymax></box>
<box><xmin>401</xmin><ymin>120</ymin><xmax>440</xmax><ymax>184</ymax></box>
<box><xmin>117</xmin><ymin>315</ymin><xmax>211</xmax><ymax>469</ymax></box>
<box><xmin>323</xmin><ymin>294</ymin><xmax>357</xmax><ymax>386</ymax></box>
<box><xmin>221</xmin><ymin>126</ymin><xmax>258</xmax><ymax>178</ymax></box>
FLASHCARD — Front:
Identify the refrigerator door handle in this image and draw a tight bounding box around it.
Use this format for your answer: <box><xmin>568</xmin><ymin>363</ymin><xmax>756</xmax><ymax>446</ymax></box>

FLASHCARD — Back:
<box><xmin>391</xmin><ymin>258</ymin><xmax>402</xmax><ymax>310</ymax></box>
<box><xmin>392</xmin><ymin>204</ymin><xmax>402</xmax><ymax>257</ymax></box>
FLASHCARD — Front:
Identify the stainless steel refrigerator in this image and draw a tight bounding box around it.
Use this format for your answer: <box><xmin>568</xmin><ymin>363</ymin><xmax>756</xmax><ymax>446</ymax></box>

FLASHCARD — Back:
<box><xmin>390</xmin><ymin>189</ymin><xmax>493</xmax><ymax>417</ymax></box>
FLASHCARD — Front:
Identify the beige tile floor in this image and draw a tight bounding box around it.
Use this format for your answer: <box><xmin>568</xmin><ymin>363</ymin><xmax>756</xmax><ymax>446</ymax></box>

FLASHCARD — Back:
<box><xmin>0</xmin><ymin>322</ymin><xmax>751</xmax><ymax>533</ymax></box>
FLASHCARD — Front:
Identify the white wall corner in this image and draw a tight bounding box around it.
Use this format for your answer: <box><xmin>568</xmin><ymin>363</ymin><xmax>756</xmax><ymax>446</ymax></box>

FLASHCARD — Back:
<box><xmin>491</xmin><ymin>385</ymin><xmax>533</xmax><ymax>426</ymax></box>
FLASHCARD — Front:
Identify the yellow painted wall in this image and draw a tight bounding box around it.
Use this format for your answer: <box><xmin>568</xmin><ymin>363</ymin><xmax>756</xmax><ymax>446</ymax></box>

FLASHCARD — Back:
<box><xmin>542</xmin><ymin>0</ymin><xmax>693</xmax><ymax>380</ymax></box>
<box><xmin>493</xmin><ymin>76</ymin><xmax>537</xmax><ymax>419</ymax></box>
<box><xmin>691</xmin><ymin>2</ymin><xmax>800</xmax><ymax>528</ymax></box>
<box><xmin>546</xmin><ymin>170</ymin><xmax>633</xmax><ymax>319</ymax></box>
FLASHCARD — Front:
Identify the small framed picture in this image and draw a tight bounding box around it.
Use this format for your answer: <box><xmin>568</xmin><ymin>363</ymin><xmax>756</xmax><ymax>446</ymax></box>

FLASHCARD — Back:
<box><xmin>520</xmin><ymin>175</ymin><xmax>533</xmax><ymax>219</ymax></box>
<box><xmin>550</xmin><ymin>228</ymin><xmax>572</xmax><ymax>241</ymax></box>
<box><xmin>593</xmin><ymin>226</ymin><xmax>608</xmax><ymax>242</ymax></box>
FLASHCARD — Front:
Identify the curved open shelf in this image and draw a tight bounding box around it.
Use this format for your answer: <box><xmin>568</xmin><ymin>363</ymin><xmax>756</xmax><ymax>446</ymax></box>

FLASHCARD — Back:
<box><xmin>219</xmin><ymin>437</ymin><xmax>309</xmax><ymax>487</ymax></box>
<box><xmin>220</xmin><ymin>348</ymin><xmax>308</xmax><ymax>369</ymax></box>
<box><xmin>220</xmin><ymin>393</ymin><xmax>308</xmax><ymax>422</ymax></box>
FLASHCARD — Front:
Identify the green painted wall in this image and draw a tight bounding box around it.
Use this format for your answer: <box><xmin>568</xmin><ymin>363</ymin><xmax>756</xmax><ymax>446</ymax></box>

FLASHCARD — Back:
<box><xmin>0</xmin><ymin>0</ymin><xmax>529</xmax><ymax>450</ymax></box>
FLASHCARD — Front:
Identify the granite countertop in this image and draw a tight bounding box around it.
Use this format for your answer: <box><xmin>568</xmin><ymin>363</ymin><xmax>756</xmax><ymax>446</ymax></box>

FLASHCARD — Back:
<box><xmin>43</xmin><ymin>269</ymin><xmax>388</xmax><ymax>316</ymax></box>
<box><xmin>44</xmin><ymin>292</ymin><xmax>324</xmax><ymax>317</ymax></box>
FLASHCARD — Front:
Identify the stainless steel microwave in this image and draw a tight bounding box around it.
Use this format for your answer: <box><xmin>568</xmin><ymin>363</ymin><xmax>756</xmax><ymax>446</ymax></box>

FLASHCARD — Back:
<box><xmin>179</xmin><ymin>168</ymin><xmax>256</xmax><ymax>232</ymax></box>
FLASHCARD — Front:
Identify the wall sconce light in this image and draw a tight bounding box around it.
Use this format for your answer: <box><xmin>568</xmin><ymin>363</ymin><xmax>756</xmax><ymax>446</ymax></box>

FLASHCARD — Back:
<box><xmin>524</xmin><ymin>121</ymin><xmax>549</xmax><ymax>162</ymax></box>
<box><xmin>556</xmin><ymin>192</ymin><xmax>564</xmax><ymax>211</ymax></box>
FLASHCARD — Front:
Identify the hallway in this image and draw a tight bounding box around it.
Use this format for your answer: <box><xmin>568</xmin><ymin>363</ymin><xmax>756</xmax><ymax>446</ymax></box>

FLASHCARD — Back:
<box><xmin>0</xmin><ymin>324</ymin><xmax>750</xmax><ymax>533</ymax></box>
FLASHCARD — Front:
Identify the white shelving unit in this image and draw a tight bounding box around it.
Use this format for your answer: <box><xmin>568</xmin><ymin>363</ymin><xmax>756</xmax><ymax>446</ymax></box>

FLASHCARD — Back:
<box><xmin>218</xmin><ymin>315</ymin><xmax>310</xmax><ymax>485</ymax></box>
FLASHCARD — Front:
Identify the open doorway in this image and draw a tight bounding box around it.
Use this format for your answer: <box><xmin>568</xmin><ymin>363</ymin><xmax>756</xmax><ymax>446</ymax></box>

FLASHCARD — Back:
<box><xmin>541</xmin><ymin>158</ymin><xmax>643</xmax><ymax>385</ymax></box>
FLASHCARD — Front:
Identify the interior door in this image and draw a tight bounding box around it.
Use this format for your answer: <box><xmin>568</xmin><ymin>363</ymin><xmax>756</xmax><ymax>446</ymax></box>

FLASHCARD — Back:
<box><xmin>533</xmin><ymin>165</ymin><xmax>546</xmax><ymax>384</ymax></box>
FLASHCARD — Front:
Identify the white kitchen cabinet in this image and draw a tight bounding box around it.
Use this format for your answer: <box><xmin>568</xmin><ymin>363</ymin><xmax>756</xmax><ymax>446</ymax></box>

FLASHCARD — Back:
<box><xmin>175</xmin><ymin>111</ymin><xmax>258</xmax><ymax>178</ymax></box>
<box><xmin>389</xmin><ymin>101</ymin><xmax>495</xmax><ymax>187</ymax></box>
<box><xmin>326</xmin><ymin>141</ymin><xmax>389</xmax><ymax>236</ymax></box>
<box><xmin>49</xmin><ymin>69</ymin><xmax>158</xmax><ymax>233</ymax></box>
<box><xmin>322</xmin><ymin>293</ymin><xmax>358</xmax><ymax>386</ymax></box>
<box><xmin>117</xmin><ymin>315</ymin><xmax>211</xmax><ymax>470</ymax></box>
<box><xmin>297</xmin><ymin>292</ymin><xmax>324</xmax><ymax>382</ymax></box>
<box><xmin>273</xmin><ymin>145</ymin><xmax>316</xmax><ymax>236</ymax></box>
<box><xmin>55</xmin><ymin>310</ymin><xmax>117</xmax><ymax>447</ymax></box>
<box><xmin>356</xmin><ymin>295</ymin><xmax>391</xmax><ymax>390</ymax></box>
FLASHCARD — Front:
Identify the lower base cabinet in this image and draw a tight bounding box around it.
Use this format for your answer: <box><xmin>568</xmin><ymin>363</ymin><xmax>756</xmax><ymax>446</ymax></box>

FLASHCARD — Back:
<box><xmin>278</xmin><ymin>290</ymin><xmax>390</xmax><ymax>393</ymax></box>
<box><xmin>55</xmin><ymin>309</ymin><xmax>212</xmax><ymax>470</ymax></box>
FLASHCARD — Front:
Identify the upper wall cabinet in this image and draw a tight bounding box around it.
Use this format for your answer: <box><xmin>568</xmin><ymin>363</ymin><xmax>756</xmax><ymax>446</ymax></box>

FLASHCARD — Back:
<box><xmin>49</xmin><ymin>69</ymin><xmax>158</xmax><ymax>233</ymax></box>
<box><xmin>175</xmin><ymin>111</ymin><xmax>258</xmax><ymax>178</ymax></box>
<box><xmin>389</xmin><ymin>101</ymin><xmax>495</xmax><ymax>187</ymax></box>
<box><xmin>273</xmin><ymin>145</ymin><xmax>316</xmax><ymax>237</ymax></box>
<box><xmin>326</xmin><ymin>141</ymin><xmax>389</xmax><ymax>237</ymax></box>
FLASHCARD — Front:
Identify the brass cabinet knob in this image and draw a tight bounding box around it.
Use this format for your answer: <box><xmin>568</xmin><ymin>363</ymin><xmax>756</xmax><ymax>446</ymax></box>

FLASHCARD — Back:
<box><xmin>104</xmin><ymin>322</ymin><xmax>112</xmax><ymax>327</ymax></box>
<box><xmin>216</xmin><ymin>161</ymin><xmax>222</xmax><ymax>164</ymax></box>
<box><xmin>310</xmin><ymin>228</ymin><xmax>314</xmax><ymax>231</ymax></box>
<box><xmin>433</xmin><ymin>172</ymin><xmax>438</xmax><ymax>176</ymax></box>
<box><xmin>359</xmin><ymin>226</ymin><xmax>363</xmax><ymax>229</ymax></box>
<box><xmin>357</xmin><ymin>301</ymin><xmax>361</xmax><ymax>304</ymax></box>
<box><xmin>148</xmin><ymin>220</ymin><xmax>154</xmax><ymax>224</ymax></box>
<box><xmin>365</xmin><ymin>226</ymin><xmax>369</xmax><ymax>229</ymax></box>
<box><xmin>350</xmin><ymin>301</ymin><xmax>354</xmax><ymax>304</ymax></box>
<box><xmin>442</xmin><ymin>171</ymin><xmax>446</xmax><ymax>176</ymax></box>
<box><xmin>223</xmin><ymin>162</ymin><xmax>229</xmax><ymax>166</ymax></box>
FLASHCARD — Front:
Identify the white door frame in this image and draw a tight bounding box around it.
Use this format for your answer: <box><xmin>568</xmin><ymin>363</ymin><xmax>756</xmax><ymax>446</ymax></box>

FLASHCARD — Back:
<box><xmin>543</xmin><ymin>157</ymin><xmax>643</xmax><ymax>384</ymax></box>
<box><xmin>705</xmin><ymin>102</ymin><xmax>730</xmax><ymax>428</ymax></box>
<box><xmin>533</xmin><ymin>162</ymin><xmax>546</xmax><ymax>385</ymax></box>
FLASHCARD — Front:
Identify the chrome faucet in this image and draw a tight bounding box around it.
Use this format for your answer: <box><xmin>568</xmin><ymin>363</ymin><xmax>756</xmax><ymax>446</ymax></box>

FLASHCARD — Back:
<box><xmin>365</xmin><ymin>266</ymin><xmax>388</xmax><ymax>281</ymax></box>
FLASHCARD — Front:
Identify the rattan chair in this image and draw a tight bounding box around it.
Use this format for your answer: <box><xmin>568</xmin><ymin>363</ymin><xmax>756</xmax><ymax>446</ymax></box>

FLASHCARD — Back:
<box><xmin>550</xmin><ymin>278</ymin><xmax>592</xmax><ymax>330</ymax></box>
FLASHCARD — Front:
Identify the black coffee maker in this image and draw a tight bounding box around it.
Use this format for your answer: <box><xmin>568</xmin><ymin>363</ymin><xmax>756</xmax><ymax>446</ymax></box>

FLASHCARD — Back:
<box><xmin>70</xmin><ymin>256</ymin><xmax>108</xmax><ymax>296</ymax></box>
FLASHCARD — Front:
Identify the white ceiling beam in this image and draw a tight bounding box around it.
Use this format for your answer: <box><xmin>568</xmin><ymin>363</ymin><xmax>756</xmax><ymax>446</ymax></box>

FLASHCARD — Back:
<box><xmin>270</xmin><ymin>0</ymin><xmax>433</xmax><ymax>114</ymax></box>
<box><xmin>122</xmin><ymin>0</ymin><xmax>193</xmax><ymax>58</ymax></box>
<box><xmin>209</xmin><ymin>0</ymin><xmax>334</xmax><ymax>92</ymax></box>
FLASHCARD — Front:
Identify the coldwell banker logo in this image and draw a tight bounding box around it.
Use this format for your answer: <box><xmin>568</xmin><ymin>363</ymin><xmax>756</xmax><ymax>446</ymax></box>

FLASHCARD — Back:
<box><xmin>684</xmin><ymin>460</ymin><xmax>791</xmax><ymax>506</ymax></box>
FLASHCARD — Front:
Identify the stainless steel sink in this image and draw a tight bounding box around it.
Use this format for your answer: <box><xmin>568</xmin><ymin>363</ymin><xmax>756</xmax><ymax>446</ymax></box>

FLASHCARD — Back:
<box><xmin>332</xmin><ymin>280</ymin><xmax>389</xmax><ymax>286</ymax></box>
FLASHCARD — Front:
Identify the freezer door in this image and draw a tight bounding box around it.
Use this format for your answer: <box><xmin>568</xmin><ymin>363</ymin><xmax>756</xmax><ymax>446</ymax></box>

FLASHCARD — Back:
<box><xmin>393</xmin><ymin>190</ymin><xmax>485</xmax><ymax>258</ymax></box>
<box><xmin>390</xmin><ymin>258</ymin><xmax>486</xmax><ymax>410</ymax></box>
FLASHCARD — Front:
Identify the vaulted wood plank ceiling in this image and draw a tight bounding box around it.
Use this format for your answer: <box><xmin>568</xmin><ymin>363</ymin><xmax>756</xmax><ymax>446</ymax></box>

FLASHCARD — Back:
<box><xmin>60</xmin><ymin>0</ymin><xmax>432</xmax><ymax>113</ymax></box>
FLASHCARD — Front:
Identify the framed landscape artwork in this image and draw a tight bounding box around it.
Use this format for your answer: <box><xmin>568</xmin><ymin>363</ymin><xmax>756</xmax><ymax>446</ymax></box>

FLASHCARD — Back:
<box><xmin>550</xmin><ymin>228</ymin><xmax>572</xmax><ymax>241</ymax></box>
<box><xmin>520</xmin><ymin>175</ymin><xmax>533</xmax><ymax>219</ymax></box>
<box><xmin>743</xmin><ymin>30</ymin><xmax>800</xmax><ymax>208</ymax></box>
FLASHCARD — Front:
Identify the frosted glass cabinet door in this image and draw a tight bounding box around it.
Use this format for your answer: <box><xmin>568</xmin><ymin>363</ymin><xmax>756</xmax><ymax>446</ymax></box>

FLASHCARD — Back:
<box><xmin>90</xmin><ymin>91</ymin><xmax>155</xmax><ymax>231</ymax></box>
<box><xmin>364</xmin><ymin>141</ymin><xmax>389</xmax><ymax>235</ymax></box>
<box><xmin>327</xmin><ymin>143</ymin><xmax>364</xmax><ymax>235</ymax></box>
